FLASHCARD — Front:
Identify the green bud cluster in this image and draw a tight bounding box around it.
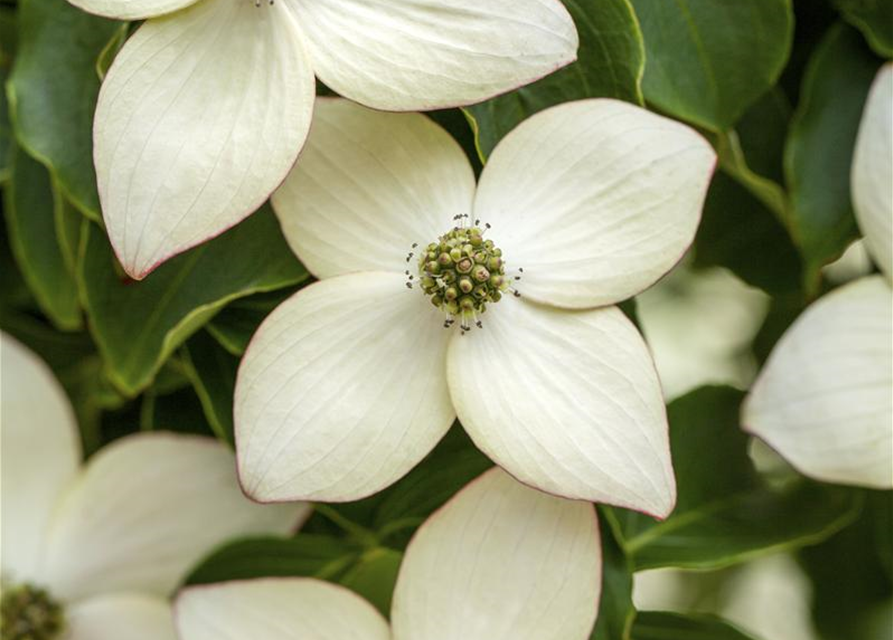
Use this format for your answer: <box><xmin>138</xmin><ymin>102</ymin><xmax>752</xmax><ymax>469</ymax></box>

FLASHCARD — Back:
<box><xmin>1</xmin><ymin>584</ymin><xmax>65</xmax><ymax>640</ymax></box>
<box><xmin>417</xmin><ymin>222</ymin><xmax>510</xmax><ymax>327</ymax></box>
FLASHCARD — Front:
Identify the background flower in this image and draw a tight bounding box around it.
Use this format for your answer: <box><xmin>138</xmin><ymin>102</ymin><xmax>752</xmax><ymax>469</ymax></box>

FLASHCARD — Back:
<box><xmin>175</xmin><ymin>468</ymin><xmax>602</xmax><ymax>640</ymax></box>
<box><xmin>742</xmin><ymin>63</ymin><xmax>893</xmax><ymax>489</ymax></box>
<box><xmin>0</xmin><ymin>332</ymin><xmax>308</xmax><ymax>639</ymax></box>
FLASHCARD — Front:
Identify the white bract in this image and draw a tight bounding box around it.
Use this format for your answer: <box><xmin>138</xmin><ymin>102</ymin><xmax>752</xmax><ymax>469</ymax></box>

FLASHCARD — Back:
<box><xmin>77</xmin><ymin>0</ymin><xmax>579</xmax><ymax>280</ymax></box>
<box><xmin>176</xmin><ymin>467</ymin><xmax>602</xmax><ymax>640</ymax></box>
<box><xmin>0</xmin><ymin>332</ymin><xmax>309</xmax><ymax>640</ymax></box>
<box><xmin>235</xmin><ymin>98</ymin><xmax>716</xmax><ymax>516</ymax></box>
<box><xmin>742</xmin><ymin>63</ymin><xmax>893</xmax><ymax>489</ymax></box>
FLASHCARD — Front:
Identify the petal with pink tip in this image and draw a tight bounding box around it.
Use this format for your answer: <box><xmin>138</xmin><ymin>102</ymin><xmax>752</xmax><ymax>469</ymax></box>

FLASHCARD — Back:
<box><xmin>743</xmin><ymin>276</ymin><xmax>893</xmax><ymax>489</ymax></box>
<box><xmin>175</xmin><ymin>578</ymin><xmax>390</xmax><ymax>640</ymax></box>
<box><xmin>272</xmin><ymin>99</ymin><xmax>475</xmax><ymax>279</ymax></box>
<box><xmin>474</xmin><ymin>99</ymin><xmax>715</xmax><ymax>309</ymax></box>
<box><xmin>235</xmin><ymin>272</ymin><xmax>455</xmax><ymax>503</ymax></box>
<box><xmin>447</xmin><ymin>299</ymin><xmax>676</xmax><ymax>517</ymax></box>
<box><xmin>392</xmin><ymin>467</ymin><xmax>601</xmax><ymax>640</ymax></box>
<box><xmin>289</xmin><ymin>0</ymin><xmax>578</xmax><ymax>111</ymax></box>
<box><xmin>94</xmin><ymin>0</ymin><xmax>314</xmax><ymax>279</ymax></box>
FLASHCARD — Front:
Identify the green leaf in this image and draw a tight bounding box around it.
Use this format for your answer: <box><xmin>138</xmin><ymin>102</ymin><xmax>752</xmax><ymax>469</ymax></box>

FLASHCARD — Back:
<box><xmin>608</xmin><ymin>386</ymin><xmax>861</xmax><ymax>570</ymax></box>
<box><xmin>694</xmin><ymin>171</ymin><xmax>802</xmax><ymax>296</ymax></box>
<box><xmin>784</xmin><ymin>23</ymin><xmax>880</xmax><ymax>291</ymax></box>
<box><xmin>77</xmin><ymin>205</ymin><xmax>309</xmax><ymax>396</ymax></box>
<box><xmin>0</xmin><ymin>9</ymin><xmax>13</xmax><ymax>185</ymax></box>
<box><xmin>182</xmin><ymin>330</ymin><xmax>239</xmax><ymax>445</ymax></box>
<box><xmin>800</xmin><ymin>491</ymin><xmax>893</xmax><ymax>640</ymax></box>
<box><xmin>184</xmin><ymin>535</ymin><xmax>361</xmax><ymax>586</ymax></box>
<box><xmin>370</xmin><ymin>426</ymin><xmax>492</xmax><ymax>543</ymax></box>
<box><xmin>833</xmin><ymin>0</ymin><xmax>893</xmax><ymax>57</ymax></box>
<box><xmin>631</xmin><ymin>612</ymin><xmax>760</xmax><ymax>640</ymax></box>
<box><xmin>592</xmin><ymin>513</ymin><xmax>635</xmax><ymax>640</ymax></box>
<box><xmin>205</xmin><ymin>289</ymin><xmax>299</xmax><ymax>357</ymax></box>
<box><xmin>712</xmin><ymin>87</ymin><xmax>792</xmax><ymax>226</ymax></box>
<box><xmin>464</xmin><ymin>0</ymin><xmax>645</xmax><ymax>158</ymax></box>
<box><xmin>631</xmin><ymin>0</ymin><xmax>793</xmax><ymax>131</ymax></box>
<box><xmin>339</xmin><ymin>547</ymin><xmax>403</xmax><ymax>617</ymax></box>
<box><xmin>139</xmin><ymin>383</ymin><xmax>211</xmax><ymax>436</ymax></box>
<box><xmin>4</xmin><ymin>146</ymin><xmax>81</xmax><ymax>330</ymax></box>
<box><xmin>7</xmin><ymin>0</ymin><xmax>119</xmax><ymax>220</ymax></box>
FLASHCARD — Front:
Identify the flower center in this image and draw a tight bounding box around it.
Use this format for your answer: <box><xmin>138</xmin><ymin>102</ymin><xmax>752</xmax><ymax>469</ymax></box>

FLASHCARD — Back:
<box><xmin>1</xmin><ymin>584</ymin><xmax>66</xmax><ymax>640</ymax></box>
<box><xmin>407</xmin><ymin>215</ymin><xmax>521</xmax><ymax>333</ymax></box>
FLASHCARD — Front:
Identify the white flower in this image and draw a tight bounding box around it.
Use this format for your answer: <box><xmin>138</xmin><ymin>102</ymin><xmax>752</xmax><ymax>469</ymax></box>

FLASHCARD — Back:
<box><xmin>0</xmin><ymin>332</ymin><xmax>309</xmax><ymax>640</ymax></box>
<box><xmin>76</xmin><ymin>0</ymin><xmax>579</xmax><ymax>280</ymax></box>
<box><xmin>175</xmin><ymin>467</ymin><xmax>602</xmax><ymax>640</ymax></box>
<box><xmin>742</xmin><ymin>63</ymin><xmax>893</xmax><ymax>489</ymax></box>
<box><xmin>234</xmin><ymin>98</ymin><xmax>716</xmax><ymax>517</ymax></box>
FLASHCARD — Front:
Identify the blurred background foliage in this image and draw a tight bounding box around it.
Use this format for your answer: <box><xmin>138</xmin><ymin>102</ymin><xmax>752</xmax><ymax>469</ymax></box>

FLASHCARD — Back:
<box><xmin>0</xmin><ymin>0</ymin><xmax>890</xmax><ymax>638</ymax></box>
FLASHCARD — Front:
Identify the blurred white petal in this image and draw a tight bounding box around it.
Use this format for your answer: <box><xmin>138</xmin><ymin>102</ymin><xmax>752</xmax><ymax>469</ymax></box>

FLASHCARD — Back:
<box><xmin>0</xmin><ymin>333</ymin><xmax>81</xmax><ymax>584</ymax></box>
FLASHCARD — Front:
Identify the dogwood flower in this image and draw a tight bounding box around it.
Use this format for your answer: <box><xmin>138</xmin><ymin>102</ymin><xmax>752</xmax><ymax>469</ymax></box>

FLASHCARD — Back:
<box><xmin>176</xmin><ymin>467</ymin><xmax>602</xmax><ymax>640</ymax></box>
<box><xmin>75</xmin><ymin>0</ymin><xmax>579</xmax><ymax>280</ymax></box>
<box><xmin>0</xmin><ymin>333</ymin><xmax>308</xmax><ymax>640</ymax></box>
<box><xmin>742</xmin><ymin>63</ymin><xmax>893</xmax><ymax>488</ymax></box>
<box><xmin>234</xmin><ymin>98</ymin><xmax>716</xmax><ymax>516</ymax></box>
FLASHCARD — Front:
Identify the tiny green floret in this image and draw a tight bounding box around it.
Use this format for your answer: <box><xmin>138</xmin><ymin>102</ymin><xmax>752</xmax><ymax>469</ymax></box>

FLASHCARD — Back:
<box><xmin>1</xmin><ymin>584</ymin><xmax>66</xmax><ymax>640</ymax></box>
<box><xmin>411</xmin><ymin>215</ymin><xmax>517</xmax><ymax>332</ymax></box>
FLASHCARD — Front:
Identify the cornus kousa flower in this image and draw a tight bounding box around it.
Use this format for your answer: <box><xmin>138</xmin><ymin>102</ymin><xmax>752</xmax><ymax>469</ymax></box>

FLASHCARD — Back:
<box><xmin>234</xmin><ymin>98</ymin><xmax>716</xmax><ymax>515</ymax></box>
<box><xmin>0</xmin><ymin>333</ymin><xmax>308</xmax><ymax>640</ymax></box>
<box><xmin>71</xmin><ymin>0</ymin><xmax>579</xmax><ymax>280</ymax></box>
<box><xmin>743</xmin><ymin>63</ymin><xmax>893</xmax><ymax>489</ymax></box>
<box><xmin>176</xmin><ymin>468</ymin><xmax>602</xmax><ymax>640</ymax></box>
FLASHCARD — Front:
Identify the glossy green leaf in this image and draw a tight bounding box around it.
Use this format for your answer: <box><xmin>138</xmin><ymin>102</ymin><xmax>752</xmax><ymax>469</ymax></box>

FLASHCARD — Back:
<box><xmin>205</xmin><ymin>289</ymin><xmax>299</xmax><ymax>357</ymax></box>
<box><xmin>54</xmin><ymin>193</ymin><xmax>82</xmax><ymax>276</ymax></box>
<box><xmin>834</xmin><ymin>0</ymin><xmax>893</xmax><ymax>56</ymax></box>
<box><xmin>713</xmin><ymin>87</ymin><xmax>792</xmax><ymax>227</ymax></box>
<box><xmin>7</xmin><ymin>0</ymin><xmax>119</xmax><ymax>220</ymax></box>
<box><xmin>632</xmin><ymin>0</ymin><xmax>793</xmax><ymax>131</ymax></box>
<box><xmin>694</xmin><ymin>171</ymin><xmax>802</xmax><ymax>296</ymax></box>
<box><xmin>184</xmin><ymin>535</ymin><xmax>360</xmax><ymax>586</ymax></box>
<box><xmin>0</xmin><ymin>7</ymin><xmax>13</xmax><ymax>185</ymax></box>
<box><xmin>370</xmin><ymin>426</ymin><xmax>492</xmax><ymax>542</ymax></box>
<box><xmin>608</xmin><ymin>386</ymin><xmax>861</xmax><ymax>570</ymax></box>
<box><xmin>338</xmin><ymin>547</ymin><xmax>403</xmax><ymax>617</ymax></box>
<box><xmin>592</xmin><ymin>514</ymin><xmax>635</xmax><ymax>640</ymax></box>
<box><xmin>800</xmin><ymin>491</ymin><xmax>893</xmax><ymax>640</ymax></box>
<box><xmin>4</xmin><ymin>146</ymin><xmax>81</xmax><ymax>330</ymax></box>
<box><xmin>182</xmin><ymin>330</ymin><xmax>239</xmax><ymax>445</ymax></box>
<box><xmin>77</xmin><ymin>205</ymin><xmax>309</xmax><ymax>396</ymax></box>
<box><xmin>631</xmin><ymin>612</ymin><xmax>760</xmax><ymax>640</ymax></box>
<box><xmin>785</xmin><ymin>24</ymin><xmax>880</xmax><ymax>291</ymax></box>
<box><xmin>464</xmin><ymin>0</ymin><xmax>645</xmax><ymax>158</ymax></box>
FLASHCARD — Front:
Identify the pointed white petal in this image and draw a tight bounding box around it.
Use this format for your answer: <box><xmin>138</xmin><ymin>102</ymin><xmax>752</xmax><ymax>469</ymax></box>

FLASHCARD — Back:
<box><xmin>0</xmin><ymin>333</ymin><xmax>81</xmax><ymax>584</ymax></box>
<box><xmin>176</xmin><ymin>578</ymin><xmax>389</xmax><ymax>640</ymax></box>
<box><xmin>474</xmin><ymin>100</ymin><xmax>716</xmax><ymax>309</ymax></box>
<box><xmin>392</xmin><ymin>468</ymin><xmax>601</xmax><ymax>640</ymax></box>
<box><xmin>67</xmin><ymin>594</ymin><xmax>176</xmax><ymax>640</ymax></box>
<box><xmin>65</xmin><ymin>0</ymin><xmax>198</xmax><ymax>20</ymax></box>
<box><xmin>272</xmin><ymin>99</ymin><xmax>475</xmax><ymax>278</ymax></box>
<box><xmin>852</xmin><ymin>63</ymin><xmax>892</xmax><ymax>282</ymax></box>
<box><xmin>743</xmin><ymin>276</ymin><xmax>893</xmax><ymax>488</ymax></box>
<box><xmin>41</xmin><ymin>433</ymin><xmax>307</xmax><ymax>601</ymax></box>
<box><xmin>288</xmin><ymin>0</ymin><xmax>577</xmax><ymax>111</ymax></box>
<box><xmin>447</xmin><ymin>300</ymin><xmax>676</xmax><ymax>516</ymax></box>
<box><xmin>235</xmin><ymin>272</ymin><xmax>455</xmax><ymax>502</ymax></box>
<box><xmin>94</xmin><ymin>0</ymin><xmax>314</xmax><ymax>279</ymax></box>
